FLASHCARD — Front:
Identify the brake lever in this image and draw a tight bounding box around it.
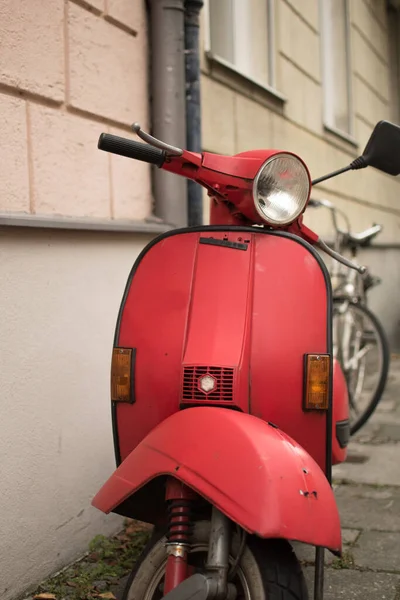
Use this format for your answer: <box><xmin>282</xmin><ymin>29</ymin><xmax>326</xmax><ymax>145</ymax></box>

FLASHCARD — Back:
<box><xmin>294</xmin><ymin>222</ymin><xmax>365</xmax><ymax>273</ymax></box>
<box><xmin>131</xmin><ymin>122</ymin><xmax>183</xmax><ymax>156</ymax></box>
<box><xmin>316</xmin><ymin>239</ymin><xmax>366</xmax><ymax>274</ymax></box>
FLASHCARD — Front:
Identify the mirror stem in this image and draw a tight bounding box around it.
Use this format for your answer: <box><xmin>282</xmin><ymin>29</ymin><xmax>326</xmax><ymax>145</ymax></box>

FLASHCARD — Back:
<box><xmin>311</xmin><ymin>156</ymin><xmax>367</xmax><ymax>186</ymax></box>
<box><xmin>312</xmin><ymin>165</ymin><xmax>352</xmax><ymax>186</ymax></box>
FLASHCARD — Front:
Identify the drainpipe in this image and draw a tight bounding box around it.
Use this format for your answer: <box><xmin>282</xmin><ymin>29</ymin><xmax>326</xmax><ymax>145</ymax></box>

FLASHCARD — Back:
<box><xmin>184</xmin><ymin>0</ymin><xmax>204</xmax><ymax>226</ymax></box>
<box><xmin>148</xmin><ymin>0</ymin><xmax>187</xmax><ymax>227</ymax></box>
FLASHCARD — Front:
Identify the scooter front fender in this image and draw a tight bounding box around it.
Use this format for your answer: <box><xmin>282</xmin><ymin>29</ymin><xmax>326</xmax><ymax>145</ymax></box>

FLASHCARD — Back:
<box><xmin>92</xmin><ymin>407</ymin><xmax>341</xmax><ymax>552</ymax></box>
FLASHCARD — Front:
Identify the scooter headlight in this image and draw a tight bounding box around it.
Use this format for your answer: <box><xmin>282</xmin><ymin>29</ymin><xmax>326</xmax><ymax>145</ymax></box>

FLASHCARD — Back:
<box><xmin>253</xmin><ymin>153</ymin><xmax>311</xmax><ymax>226</ymax></box>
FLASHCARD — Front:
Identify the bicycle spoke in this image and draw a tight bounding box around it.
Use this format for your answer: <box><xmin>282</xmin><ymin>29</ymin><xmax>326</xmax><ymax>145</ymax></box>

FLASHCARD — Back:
<box><xmin>347</xmin><ymin>343</ymin><xmax>374</xmax><ymax>369</ymax></box>
<box><xmin>333</xmin><ymin>300</ymin><xmax>389</xmax><ymax>435</ymax></box>
<box><xmin>348</xmin><ymin>389</ymin><xmax>360</xmax><ymax>415</ymax></box>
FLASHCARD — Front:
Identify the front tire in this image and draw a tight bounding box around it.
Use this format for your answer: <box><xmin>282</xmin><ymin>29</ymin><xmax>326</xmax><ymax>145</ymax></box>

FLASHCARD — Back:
<box><xmin>122</xmin><ymin>520</ymin><xmax>308</xmax><ymax>600</ymax></box>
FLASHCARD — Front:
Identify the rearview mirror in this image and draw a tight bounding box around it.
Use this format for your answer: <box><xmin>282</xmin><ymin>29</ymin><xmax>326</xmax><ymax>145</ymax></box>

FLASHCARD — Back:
<box><xmin>361</xmin><ymin>120</ymin><xmax>400</xmax><ymax>176</ymax></box>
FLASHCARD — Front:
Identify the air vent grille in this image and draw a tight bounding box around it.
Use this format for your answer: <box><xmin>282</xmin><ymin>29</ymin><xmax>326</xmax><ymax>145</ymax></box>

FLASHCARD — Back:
<box><xmin>182</xmin><ymin>366</ymin><xmax>234</xmax><ymax>402</ymax></box>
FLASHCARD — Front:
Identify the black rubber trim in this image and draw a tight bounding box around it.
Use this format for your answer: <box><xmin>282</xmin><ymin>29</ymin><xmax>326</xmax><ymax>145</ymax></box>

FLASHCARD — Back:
<box><xmin>128</xmin><ymin>347</ymin><xmax>137</xmax><ymax>405</ymax></box>
<box><xmin>199</xmin><ymin>237</ymin><xmax>248</xmax><ymax>250</ymax></box>
<box><xmin>336</xmin><ymin>419</ymin><xmax>350</xmax><ymax>449</ymax></box>
<box><xmin>130</xmin><ymin>348</ymin><xmax>137</xmax><ymax>405</ymax></box>
<box><xmin>111</xmin><ymin>226</ymin><xmax>333</xmax><ymax>477</ymax></box>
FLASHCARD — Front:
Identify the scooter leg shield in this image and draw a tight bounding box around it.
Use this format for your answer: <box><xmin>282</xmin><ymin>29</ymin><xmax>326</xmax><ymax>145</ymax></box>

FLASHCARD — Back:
<box><xmin>92</xmin><ymin>406</ymin><xmax>341</xmax><ymax>553</ymax></box>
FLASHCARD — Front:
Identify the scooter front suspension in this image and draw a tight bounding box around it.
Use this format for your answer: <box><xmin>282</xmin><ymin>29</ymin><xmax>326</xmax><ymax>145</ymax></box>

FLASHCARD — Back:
<box><xmin>163</xmin><ymin>500</ymin><xmax>236</xmax><ymax>600</ymax></box>
<box><xmin>164</xmin><ymin>477</ymin><xmax>197</xmax><ymax>595</ymax></box>
<box><xmin>205</xmin><ymin>507</ymin><xmax>233</xmax><ymax>599</ymax></box>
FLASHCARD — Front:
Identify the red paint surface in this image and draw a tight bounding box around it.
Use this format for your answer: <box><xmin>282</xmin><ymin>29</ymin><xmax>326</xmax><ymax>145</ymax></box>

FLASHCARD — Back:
<box><xmin>93</xmin><ymin>407</ymin><xmax>341</xmax><ymax>552</ymax></box>
<box><xmin>249</xmin><ymin>234</ymin><xmax>329</xmax><ymax>470</ymax></box>
<box><xmin>161</xmin><ymin>148</ymin><xmax>311</xmax><ymax>227</ymax></box>
<box><xmin>115</xmin><ymin>231</ymin><xmax>340</xmax><ymax>471</ymax></box>
<box><xmin>164</xmin><ymin>556</ymin><xmax>188</xmax><ymax>594</ymax></box>
<box><xmin>93</xmin><ymin>229</ymin><xmax>346</xmax><ymax>552</ymax></box>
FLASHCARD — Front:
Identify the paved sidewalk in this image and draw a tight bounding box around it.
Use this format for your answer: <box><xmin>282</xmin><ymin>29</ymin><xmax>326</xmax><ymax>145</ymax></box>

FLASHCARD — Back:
<box><xmin>295</xmin><ymin>355</ymin><xmax>400</xmax><ymax>599</ymax></box>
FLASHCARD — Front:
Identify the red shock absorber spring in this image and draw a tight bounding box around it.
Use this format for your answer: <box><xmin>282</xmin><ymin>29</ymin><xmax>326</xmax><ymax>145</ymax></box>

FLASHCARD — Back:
<box><xmin>163</xmin><ymin>477</ymin><xmax>197</xmax><ymax>595</ymax></box>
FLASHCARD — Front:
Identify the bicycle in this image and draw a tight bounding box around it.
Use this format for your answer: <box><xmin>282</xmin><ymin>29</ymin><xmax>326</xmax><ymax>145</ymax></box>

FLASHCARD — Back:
<box><xmin>308</xmin><ymin>198</ymin><xmax>390</xmax><ymax>435</ymax></box>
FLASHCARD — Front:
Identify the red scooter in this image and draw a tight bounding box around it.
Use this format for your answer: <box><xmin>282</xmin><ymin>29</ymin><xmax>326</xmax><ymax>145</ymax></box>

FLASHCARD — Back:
<box><xmin>92</xmin><ymin>120</ymin><xmax>400</xmax><ymax>600</ymax></box>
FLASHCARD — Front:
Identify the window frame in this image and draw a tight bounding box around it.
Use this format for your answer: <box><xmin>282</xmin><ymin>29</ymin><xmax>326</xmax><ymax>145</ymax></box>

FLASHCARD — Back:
<box><xmin>320</xmin><ymin>0</ymin><xmax>355</xmax><ymax>143</ymax></box>
<box><xmin>203</xmin><ymin>0</ymin><xmax>282</xmax><ymax>97</ymax></box>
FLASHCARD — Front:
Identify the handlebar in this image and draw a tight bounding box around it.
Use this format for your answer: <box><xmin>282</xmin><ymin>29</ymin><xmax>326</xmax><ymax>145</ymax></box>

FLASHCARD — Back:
<box><xmin>307</xmin><ymin>199</ymin><xmax>322</xmax><ymax>208</ymax></box>
<box><xmin>98</xmin><ymin>133</ymin><xmax>166</xmax><ymax>167</ymax></box>
<box><xmin>97</xmin><ymin>126</ymin><xmax>367</xmax><ymax>274</ymax></box>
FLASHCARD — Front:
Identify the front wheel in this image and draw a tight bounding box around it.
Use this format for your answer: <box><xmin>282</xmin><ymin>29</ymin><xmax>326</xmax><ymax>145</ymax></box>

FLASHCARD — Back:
<box><xmin>122</xmin><ymin>520</ymin><xmax>308</xmax><ymax>600</ymax></box>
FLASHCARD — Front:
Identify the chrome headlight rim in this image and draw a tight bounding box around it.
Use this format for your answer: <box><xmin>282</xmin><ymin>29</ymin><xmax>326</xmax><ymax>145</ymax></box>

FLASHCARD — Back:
<box><xmin>252</xmin><ymin>152</ymin><xmax>311</xmax><ymax>226</ymax></box>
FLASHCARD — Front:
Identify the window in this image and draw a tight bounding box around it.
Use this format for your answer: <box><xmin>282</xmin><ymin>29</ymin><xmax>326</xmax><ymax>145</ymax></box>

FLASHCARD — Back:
<box><xmin>321</xmin><ymin>0</ymin><xmax>353</xmax><ymax>137</ymax></box>
<box><xmin>205</xmin><ymin>0</ymin><xmax>275</xmax><ymax>89</ymax></box>
<box><xmin>388</xmin><ymin>7</ymin><xmax>400</xmax><ymax>124</ymax></box>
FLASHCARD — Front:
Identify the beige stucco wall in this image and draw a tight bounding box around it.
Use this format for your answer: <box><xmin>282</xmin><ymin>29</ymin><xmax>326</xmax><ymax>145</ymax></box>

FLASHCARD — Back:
<box><xmin>200</xmin><ymin>0</ymin><xmax>400</xmax><ymax>346</ymax></box>
<box><xmin>0</xmin><ymin>0</ymin><xmax>151</xmax><ymax>221</ymax></box>
<box><xmin>0</xmin><ymin>2</ymin><xmax>154</xmax><ymax>598</ymax></box>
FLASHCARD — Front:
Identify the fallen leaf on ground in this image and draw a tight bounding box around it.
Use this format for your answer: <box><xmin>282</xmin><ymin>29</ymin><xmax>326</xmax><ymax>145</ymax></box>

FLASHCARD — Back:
<box><xmin>33</xmin><ymin>594</ymin><xmax>57</xmax><ymax>600</ymax></box>
<box><xmin>98</xmin><ymin>594</ymin><xmax>117</xmax><ymax>599</ymax></box>
<box><xmin>125</xmin><ymin>520</ymin><xmax>152</xmax><ymax>536</ymax></box>
<box><xmin>88</xmin><ymin>552</ymin><xmax>100</xmax><ymax>561</ymax></box>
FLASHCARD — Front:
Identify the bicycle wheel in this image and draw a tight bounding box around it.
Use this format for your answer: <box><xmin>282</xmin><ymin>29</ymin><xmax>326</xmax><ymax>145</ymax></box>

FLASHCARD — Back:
<box><xmin>333</xmin><ymin>299</ymin><xmax>390</xmax><ymax>435</ymax></box>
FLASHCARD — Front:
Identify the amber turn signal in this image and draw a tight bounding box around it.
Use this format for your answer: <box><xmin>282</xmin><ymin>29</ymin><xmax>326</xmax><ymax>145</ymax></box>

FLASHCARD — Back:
<box><xmin>303</xmin><ymin>354</ymin><xmax>330</xmax><ymax>411</ymax></box>
<box><xmin>111</xmin><ymin>348</ymin><xmax>133</xmax><ymax>403</ymax></box>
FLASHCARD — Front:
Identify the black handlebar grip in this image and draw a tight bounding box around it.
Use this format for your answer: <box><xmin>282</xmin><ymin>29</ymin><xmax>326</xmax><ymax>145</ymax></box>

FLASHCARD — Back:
<box><xmin>308</xmin><ymin>198</ymin><xmax>321</xmax><ymax>207</ymax></box>
<box><xmin>98</xmin><ymin>133</ymin><xmax>165</xmax><ymax>167</ymax></box>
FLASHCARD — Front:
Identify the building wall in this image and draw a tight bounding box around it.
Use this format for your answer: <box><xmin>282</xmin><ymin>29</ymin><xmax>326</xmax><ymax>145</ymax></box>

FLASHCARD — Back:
<box><xmin>200</xmin><ymin>0</ymin><xmax>400</xmax><ymax>348</ymax></box>
<box><xmin>0</xmin><ymin>0</ymin><xmax>151</xmax><ymax>221</ymax></box>
<box><xmin>0</xmin><ymin>2</ymin><xmax>154</xmax><ymax>599</ymax></box>
<box><xmin>0</xmin><ymin>229</ymin><xmax>153</xmax><ymax>600</ymax></box>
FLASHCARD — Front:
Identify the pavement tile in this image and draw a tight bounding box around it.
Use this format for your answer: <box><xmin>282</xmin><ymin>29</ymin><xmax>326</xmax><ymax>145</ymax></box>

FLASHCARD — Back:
<box><xmin>373</xmin><ymin>424</ymin><xmax>400</xmax><ymax>443</ymax></box>
<box><xmin>353</xmin><ymin>531</ymin><xmax>400</xmax><ymax>572</ymax></box>
<box><xmin>304</xmin><ymin>568</ymin><xmax>400</xmax><ymax>599</ymax></box>
<box><xmin>293</xmin><ymin>529</ymin><xmax>360</xmax><ymax>565</ymax></box>
<box><xmin>335</xmin><ymin>484</ymin><xmax>400</xmax><ymax>532</ymax></box>
<box><xmin>333</xmin><ymin>444</ymin><xmax>400</xmax><ymax>486</ymax></box>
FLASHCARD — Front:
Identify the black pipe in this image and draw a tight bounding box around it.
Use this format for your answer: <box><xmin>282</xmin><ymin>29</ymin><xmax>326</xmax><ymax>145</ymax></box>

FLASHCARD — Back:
<box><xmin>314</xmin><ymin>547</ymin><xmax>325</xmax><ymax>600</ymax></box>
<box><xmin>184</xmin><ymin>0</ymin><xmax>204</xmax><ymax>226</ymax></box>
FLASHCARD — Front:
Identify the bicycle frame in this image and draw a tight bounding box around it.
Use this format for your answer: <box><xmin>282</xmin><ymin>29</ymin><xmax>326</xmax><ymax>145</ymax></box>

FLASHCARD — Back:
<box><xmin>309</xmin><ymin>199</ymin><xmax>387</xmax><ymax>431</ymax></box>
<box><xmin>313</xmin><ymin>200</ymin><xmax>379</xmax><ymax>305</ymax></box>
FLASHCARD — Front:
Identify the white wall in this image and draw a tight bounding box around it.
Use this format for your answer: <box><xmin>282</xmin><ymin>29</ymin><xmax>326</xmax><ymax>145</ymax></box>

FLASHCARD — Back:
<box><xmin>0</xmin><ymin>227</ymin><xmax>153</xmax><ymax>600</ymax></box>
